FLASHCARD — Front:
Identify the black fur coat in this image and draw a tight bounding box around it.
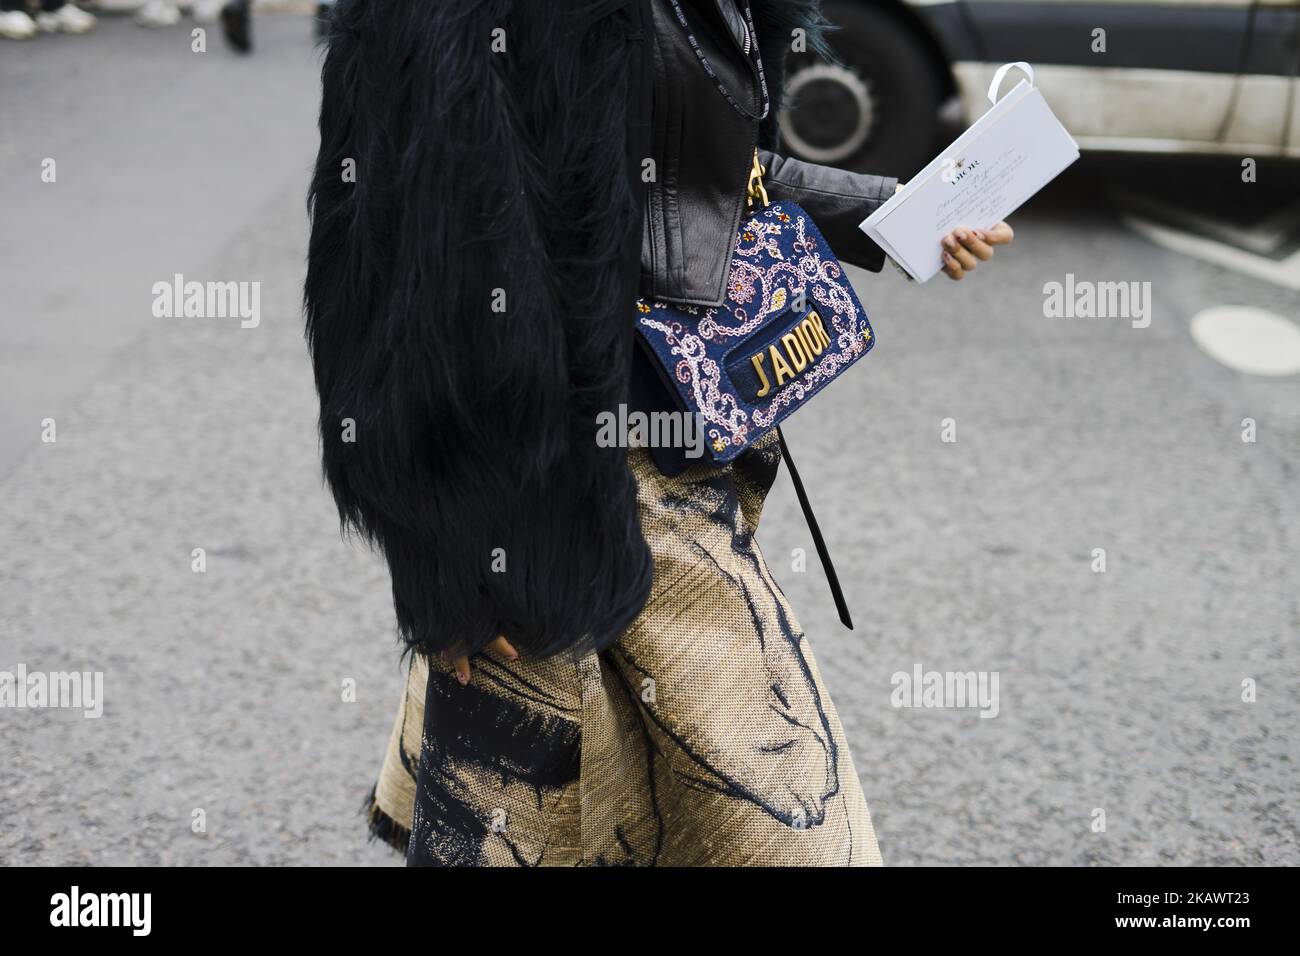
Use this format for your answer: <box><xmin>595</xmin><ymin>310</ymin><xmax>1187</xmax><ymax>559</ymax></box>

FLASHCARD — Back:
<box><xmin>304</xmin><ymin>0</ymin><xmax>834</xmax><ymax>661</ymax></box>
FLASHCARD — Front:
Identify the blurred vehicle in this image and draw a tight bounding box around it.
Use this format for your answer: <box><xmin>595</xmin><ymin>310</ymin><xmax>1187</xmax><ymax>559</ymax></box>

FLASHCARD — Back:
<box><xmin>780</xmin><ymin>0</ymin><xmax>1300</xmax><ymax>175</ymax></box>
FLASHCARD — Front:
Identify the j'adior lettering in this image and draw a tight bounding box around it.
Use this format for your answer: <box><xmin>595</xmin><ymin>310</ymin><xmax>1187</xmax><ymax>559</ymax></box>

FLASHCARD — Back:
<box><xmin>749</xmin><ymin>309</ymin><xmax>833</xmax><ymax>398</ymax></box>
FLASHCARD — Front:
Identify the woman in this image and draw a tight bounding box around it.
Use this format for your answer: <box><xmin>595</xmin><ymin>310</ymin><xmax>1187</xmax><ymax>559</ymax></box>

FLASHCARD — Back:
<box><xmin>305</xmin><ymin>0</ymin><xmax>1011</xmax><ymax>866</ymax></box>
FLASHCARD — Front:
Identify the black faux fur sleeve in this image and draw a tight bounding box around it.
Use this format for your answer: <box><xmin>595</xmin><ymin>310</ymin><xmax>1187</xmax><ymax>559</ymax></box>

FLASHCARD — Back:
<box><xmin>304</xmin><ymin>0</ymin><xmax>653</xmax><ymax>661</ymax></box>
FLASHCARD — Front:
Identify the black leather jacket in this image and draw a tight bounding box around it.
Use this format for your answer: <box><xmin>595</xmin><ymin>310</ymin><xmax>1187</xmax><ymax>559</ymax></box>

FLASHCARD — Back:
<box><xmin>641</xmin><ymin>0</ymin><xmax>897</xmax><ymax>307</ymax></box>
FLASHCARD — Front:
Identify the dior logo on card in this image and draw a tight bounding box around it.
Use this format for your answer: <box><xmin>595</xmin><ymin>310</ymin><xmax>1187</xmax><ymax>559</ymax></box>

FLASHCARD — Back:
<box><xmin>941</xmin><ymin>156</ymin><xmax>980</xmax><ymax>184</ymax></box>
<box><xmin>748</xmin><ymin>309</ymin><xmax>832</xmax><ymax>399</ymax></box>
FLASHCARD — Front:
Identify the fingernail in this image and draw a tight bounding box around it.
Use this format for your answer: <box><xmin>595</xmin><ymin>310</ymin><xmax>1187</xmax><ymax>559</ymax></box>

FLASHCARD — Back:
<box><xmin>956</xmin><ymin>229</ymin><xmax>967</xmax><ymax>241</ymax></box>
<box><xmin>457</xmin><ymin>670</ymin><xmax>468</xmax><ymax>685</ymax></box>
<box><xmin>973</xmin><ymin>229</ymin><xmax>984</xmax><ymax>241</ymax></box>
<box><xmin>942</xmin><ymin>237</ymin><xmax>955</xmax><ymax>250</ymax></box>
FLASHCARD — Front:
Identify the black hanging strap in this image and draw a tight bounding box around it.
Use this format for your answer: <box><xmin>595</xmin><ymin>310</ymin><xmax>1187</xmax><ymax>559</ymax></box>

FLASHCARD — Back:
<box><xmin>776</xmin><ymin>427</ymin><xmax>854</xmax><ymax>630</ymax></box>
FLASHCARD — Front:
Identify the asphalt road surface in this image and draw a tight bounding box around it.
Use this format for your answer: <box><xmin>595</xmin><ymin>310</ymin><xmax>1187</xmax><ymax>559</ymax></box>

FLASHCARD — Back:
<box><xmin>1</xmin><ymin>15</ymin><xmax>1297</xmax><ymax>866</ymax></box>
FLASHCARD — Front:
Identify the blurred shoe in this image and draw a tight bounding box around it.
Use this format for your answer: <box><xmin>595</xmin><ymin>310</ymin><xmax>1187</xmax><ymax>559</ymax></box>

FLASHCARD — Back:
<box><xmin>191</xmin><ymin>0</ymin><xmax>220</xmax><ymax>22</ymax></box>
<box><xmin>134</xmin><ymin>0</ymin><xmax>180</xmax><ymax>26</ymax></box>
<box><xmin>36</xmin><ymin>4</ymin><xmax>98</xmax><ymax>33</ymax></box>
<box><xmin>219</xmin><ymin>0</ymin><xmax>249</xmax><ymax>53</ymax></box>
<box><xmin>0</xmin><ymin>10</ymin><xmax>38</xmax><ymax>39</ymax></box>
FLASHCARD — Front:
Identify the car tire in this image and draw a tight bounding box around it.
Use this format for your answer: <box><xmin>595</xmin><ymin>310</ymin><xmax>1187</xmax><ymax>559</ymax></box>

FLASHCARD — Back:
<box><xmin>779</xmin><ymin>1</ymin><xmax>945</xmax><ymax>178</ymax></box>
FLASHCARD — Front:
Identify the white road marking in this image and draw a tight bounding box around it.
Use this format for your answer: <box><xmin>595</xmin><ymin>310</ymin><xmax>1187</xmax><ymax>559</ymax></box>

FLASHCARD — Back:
<box><xmin>1124</xmin><ymin>214</ymin><xmax>1300</xmax><ymax>292</ymax></box>
<box><xmin>1189</xmin><ymin>306</ymin><xmax>1300</xmax><ymax>376</ymax></box>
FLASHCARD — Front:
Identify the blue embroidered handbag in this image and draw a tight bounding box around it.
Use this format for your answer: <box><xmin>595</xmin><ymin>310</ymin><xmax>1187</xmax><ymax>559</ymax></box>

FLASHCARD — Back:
<box><xmin>634</xmin><ymin>149</ymin><xmax>875</xmax><ymax>467</ymax></box>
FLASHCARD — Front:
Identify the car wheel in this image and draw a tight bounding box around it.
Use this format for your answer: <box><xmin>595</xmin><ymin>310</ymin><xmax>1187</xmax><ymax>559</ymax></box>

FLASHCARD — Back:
<box><xmin>779</xmin><ymin>1</ymin><xmax>945</xmax><ymax>177</ymax></box>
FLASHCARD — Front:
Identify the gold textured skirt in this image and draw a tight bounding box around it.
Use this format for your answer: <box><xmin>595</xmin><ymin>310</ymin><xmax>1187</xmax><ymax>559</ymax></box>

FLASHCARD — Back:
<box><xmin>367</xmin><ymin>436</ymin><xmax>881</xmax><ymax>866</ymax></box>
